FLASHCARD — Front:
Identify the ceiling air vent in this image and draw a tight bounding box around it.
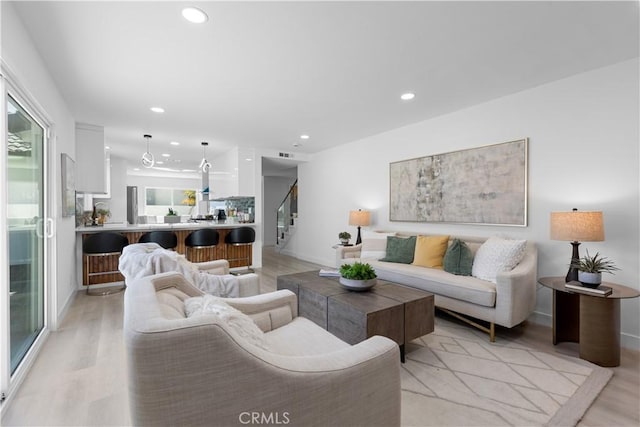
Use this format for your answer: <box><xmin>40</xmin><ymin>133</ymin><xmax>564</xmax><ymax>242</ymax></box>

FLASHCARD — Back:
<box><xmin>278</xmin><ymin>152</ymin><xmax>295</xmax><ymax>158</ymax></box>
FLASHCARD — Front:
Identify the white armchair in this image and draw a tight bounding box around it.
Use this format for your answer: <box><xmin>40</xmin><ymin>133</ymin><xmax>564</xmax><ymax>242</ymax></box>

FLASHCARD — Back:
<box><xmin>124</xmin><ymin>272</ymin><xmax>401</xmax><ymax>427</ymax></box>
<box><xmin>119</xmin><ymin>242</ymin><xmax>260</xmax><ymax>297</ymax></box>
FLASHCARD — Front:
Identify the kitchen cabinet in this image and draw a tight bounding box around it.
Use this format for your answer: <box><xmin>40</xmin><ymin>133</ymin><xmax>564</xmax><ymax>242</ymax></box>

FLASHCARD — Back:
<box><xmin>75</xmin><ymin>122</ymin><xmax>106</xmax><ymax>193</ymax></box>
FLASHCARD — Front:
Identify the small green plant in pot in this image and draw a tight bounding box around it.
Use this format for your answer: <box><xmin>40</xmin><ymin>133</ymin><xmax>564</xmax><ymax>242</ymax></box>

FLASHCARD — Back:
<box><xmin>338</xmin><ymin>231</ymin><xmax>351</xmax><ymax>245</ymax></box>
<box><xmin>339</xmin><ymin>262</ymin><xmax>377</xmax><ymax>291</ymax></box>
<box><xmin>571</xmin><ymin>250</ymin><xmax>619</xmax><ymax>287</ymax></box>
<box><xmin>164</xmin><ymin>208</ymin><xmax>180</xmax><ymax>224</ymax></box>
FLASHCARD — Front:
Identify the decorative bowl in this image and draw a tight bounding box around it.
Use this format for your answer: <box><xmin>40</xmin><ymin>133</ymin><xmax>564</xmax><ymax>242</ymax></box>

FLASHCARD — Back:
<box><xmin>339</xmin><ymin>277</ymin><xmax>377</xmax><ymax>292</ymax></box>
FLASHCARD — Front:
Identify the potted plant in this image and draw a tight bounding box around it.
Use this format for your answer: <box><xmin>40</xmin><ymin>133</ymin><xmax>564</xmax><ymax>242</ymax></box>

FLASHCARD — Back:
<box><xmin>339</xmin><ymin>262</ymin><xmax>377</xmax><ymax>291</ymax></box>
<box><xmin>164</xmin><ymin>208</ymin><xmax>181</xmax><ymax>224</ymax></box>
<box><xmin>571</xmin><ymin>250</ymin><xmax>619</xmax><ymax>287</ymax></box>
<box><xmin>338</xmin><ymin>231</ymin><xmax>351</xmax><ymax>245</ymax></box>
<box><xmin>97</xmin><ymin>208</ymin><xmax>111</xmax><ymax>225</ymax></box>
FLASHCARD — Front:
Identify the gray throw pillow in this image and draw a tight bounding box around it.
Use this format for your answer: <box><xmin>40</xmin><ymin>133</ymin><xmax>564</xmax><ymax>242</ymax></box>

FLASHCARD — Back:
<box><xmin>380</xmin><ymin>236</ymin><xmax>416</xmax><ymax>264</ymax></box>
<box><xmin>443</xmin><ymin>238</ymin><xmax>474</xmax><ymax>276</ymax></box>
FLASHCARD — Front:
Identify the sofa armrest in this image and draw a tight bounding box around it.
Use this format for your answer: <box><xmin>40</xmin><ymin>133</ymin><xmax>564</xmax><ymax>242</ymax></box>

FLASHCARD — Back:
<box><xmin>147</xmin><ymin>271</ymin><xmax>205</xmax><ymax>297</ymax></box>
<box><xmin>223</xmin><ymin>290</ymin><xmax>298</xmax><ymax>331</ymax></box>
<box><xmin>236</xmin><ymin>273</ymin><xmax>261</xmax><ymax>297</ymax></box>
<box><xmin>335</xmin><ymin>243</ymin><xmax>362</xmax><ymax>267</ymax></box>
<box><xmin>494</xmin><ymin>243</ymin><xmax>538</xmax><ymax>327</ymax></box>
<box><xmin>195</xmin><ymin>259</ymin><xmax>230</xmax><ymax>275</ymax></box>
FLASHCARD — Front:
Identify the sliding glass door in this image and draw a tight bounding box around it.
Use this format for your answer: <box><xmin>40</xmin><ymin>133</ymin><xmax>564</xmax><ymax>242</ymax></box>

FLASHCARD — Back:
<box><xmin>6</xmin><ymin>94</ymin><xmax>46</xmax><ymax>374</ymax></box>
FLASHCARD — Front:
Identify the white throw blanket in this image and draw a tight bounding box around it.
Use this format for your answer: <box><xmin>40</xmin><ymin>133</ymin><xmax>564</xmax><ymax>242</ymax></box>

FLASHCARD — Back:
<box><xmin>118</xmin><ymin>243</ymin><xmax>240</xmax><ymax>297</ymax></box>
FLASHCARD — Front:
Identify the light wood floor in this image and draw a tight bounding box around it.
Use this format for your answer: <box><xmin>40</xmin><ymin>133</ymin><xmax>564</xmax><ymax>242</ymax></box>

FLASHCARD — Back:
<box><xmin>2</xmin><ymin>248</ymin><xmax>639</xmax><ymax>426</ymax></box>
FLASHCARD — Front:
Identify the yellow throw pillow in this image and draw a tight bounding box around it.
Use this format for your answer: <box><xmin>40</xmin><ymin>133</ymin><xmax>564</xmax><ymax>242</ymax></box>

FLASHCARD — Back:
<box><xmin>412</xmin><ymin>235</ymin><xmax>450</xmax><ymax>269</ymax></box>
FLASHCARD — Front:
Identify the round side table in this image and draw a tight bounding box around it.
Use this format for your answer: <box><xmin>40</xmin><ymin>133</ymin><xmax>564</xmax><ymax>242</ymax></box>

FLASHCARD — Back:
<box><xmin>538</xmin><ymin>276</ymin><xmax>639</xmax><ymax>367</ymax></box>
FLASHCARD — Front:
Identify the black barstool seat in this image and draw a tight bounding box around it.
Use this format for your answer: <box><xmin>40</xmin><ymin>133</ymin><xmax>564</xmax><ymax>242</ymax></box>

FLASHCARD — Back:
<box><xmin>139</xmin><ymin>231</ymin><xmax>178</xmax><ymax>250</ymax></box>
<box><xmin>185</xmin><ymin>229</ymin><xmax>219</xmax><ymax>262</ymax></box>
<box><xmin>224</xmin><ymin>227</ymin><xmax>255</xmax><ymax>273</ymax></box>
<box><xmin>82</xmin><ymin>232</ymin><xmax>129</xmax><ymax>295</ymax></box>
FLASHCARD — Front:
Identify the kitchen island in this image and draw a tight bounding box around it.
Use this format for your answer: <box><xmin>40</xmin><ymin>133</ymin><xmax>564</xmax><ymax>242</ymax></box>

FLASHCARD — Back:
<box><xmin>76</xmin><ymin>222</ymin><xmax>258</xmax><ymax>287</ymax></box>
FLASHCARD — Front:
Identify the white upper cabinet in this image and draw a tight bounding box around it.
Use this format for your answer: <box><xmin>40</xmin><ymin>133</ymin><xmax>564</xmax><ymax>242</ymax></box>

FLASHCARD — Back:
<box><xmin>75</xmin><ymin>123</ymin><xmax>106</xmax><ymax>193</ymax></box>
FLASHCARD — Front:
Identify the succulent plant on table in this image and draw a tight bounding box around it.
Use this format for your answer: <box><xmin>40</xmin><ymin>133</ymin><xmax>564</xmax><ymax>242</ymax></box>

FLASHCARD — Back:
<box><xmin>570</xmin><ymin>250</ymin><xmax>619</xmax><ymax>287</ymax></box>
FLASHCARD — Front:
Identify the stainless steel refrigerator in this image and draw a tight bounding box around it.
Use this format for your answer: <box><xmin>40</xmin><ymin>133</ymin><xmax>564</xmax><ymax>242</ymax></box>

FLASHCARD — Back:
<box><xmin>127</xmin><ymin>186</ymin><xmax>138</xmax><ymax>224</ymax></box>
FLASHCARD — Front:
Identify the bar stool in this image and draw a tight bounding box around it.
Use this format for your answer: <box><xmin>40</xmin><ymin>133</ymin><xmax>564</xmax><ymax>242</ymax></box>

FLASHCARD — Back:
<box><xmin>224</xmin><ymin>227</ymin><xmax>255</xmax><ymax>273</ymax></box>
<box><xmin>83</xmin><ymin>232</ymin><xmax>129</xmax><ymax>295</ymax></box>
<box><xmin>139</xmin><ymin>231</ymin><xmax>178</xmax><ymax>250</ymax></box>
<box><xmin>184</xmin><ymin>229</ymin><xmax>219</xmax><ymax>262</ymax></box>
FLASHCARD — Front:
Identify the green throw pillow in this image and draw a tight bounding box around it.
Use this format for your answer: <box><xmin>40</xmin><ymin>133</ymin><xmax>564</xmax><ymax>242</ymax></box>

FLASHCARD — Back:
<box><xmin>380</xmin><ymin>236</ymin><xmax>416</xmax><ymax>264</ymax></box>
<box><xmin>443</xmin><ymin>239</ymin><xmax>474</xmax><ymax>276</ymax></box>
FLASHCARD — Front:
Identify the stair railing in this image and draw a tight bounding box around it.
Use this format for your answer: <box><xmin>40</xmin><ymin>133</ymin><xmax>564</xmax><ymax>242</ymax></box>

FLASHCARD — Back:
<box><xmin>276</xmin><ymin>180</ymin><xmax>297</xmax><ymax>246</ymax></box>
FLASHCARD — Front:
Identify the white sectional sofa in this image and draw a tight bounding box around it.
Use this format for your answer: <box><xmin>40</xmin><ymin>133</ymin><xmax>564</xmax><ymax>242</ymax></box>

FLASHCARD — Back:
<box><xmin>336</xmin><ymin>233</ymin><xmax>538</xmax><ymax>341</ymax></box>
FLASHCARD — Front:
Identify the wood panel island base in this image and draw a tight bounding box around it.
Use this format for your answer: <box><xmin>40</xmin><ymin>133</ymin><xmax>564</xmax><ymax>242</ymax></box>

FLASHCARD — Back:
<box><xmin>538</xmin><ymin>276</ymin><xmax>640</xmax><ymax>367</ymax></box>
<box><xmin>77</xmin><ymin>223</ymin><xmax>256</xmax><ymax>286</ymax></box>
<box><xmin>277</xmin><ymin>270</ymin><xmax>435</xmax><ymax>362</ymax></box>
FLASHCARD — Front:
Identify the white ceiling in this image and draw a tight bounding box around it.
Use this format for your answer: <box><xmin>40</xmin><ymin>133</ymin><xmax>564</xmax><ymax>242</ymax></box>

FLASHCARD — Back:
<box><xmin>11</xmin><ymin>1</ymin><xmax>639</xmax><ymax>174</ymax></box>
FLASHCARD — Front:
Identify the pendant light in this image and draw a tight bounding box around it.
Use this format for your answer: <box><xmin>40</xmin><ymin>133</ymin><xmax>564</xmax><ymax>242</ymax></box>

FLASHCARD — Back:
<box><xmin>141</xmin><ymin>134</ymin><xmax>155</xmax><ymax>168</ymax></box>
<box><xmin>199</xmin><ymin>141</ymin><xmax>211</xmax><ymax>172</ymax></box>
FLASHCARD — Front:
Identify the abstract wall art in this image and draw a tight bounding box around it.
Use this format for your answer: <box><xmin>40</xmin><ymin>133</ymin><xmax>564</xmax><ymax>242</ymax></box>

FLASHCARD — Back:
<box><xmin>389</xmin><ymin>139</ymin><xmax>528</xmax><ymax>226</ymax></box>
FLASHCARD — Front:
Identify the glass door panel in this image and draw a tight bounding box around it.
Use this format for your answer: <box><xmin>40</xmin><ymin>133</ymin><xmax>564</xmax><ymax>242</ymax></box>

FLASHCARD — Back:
<box><xmin>7</xmin><ymin>95</ymin><xmax>45</xmax><ymax>374</ymax></box>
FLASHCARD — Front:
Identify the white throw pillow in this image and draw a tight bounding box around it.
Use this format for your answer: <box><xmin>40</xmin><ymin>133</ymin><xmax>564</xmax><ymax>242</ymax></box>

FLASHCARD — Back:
<box><xmin>360</xmin><ymin>231</ymin><xmax>396</xmax><ymax>260</ymax></box>
<box><xmin>184</xmin><ymin>294</ymin><xmax>269</xmax><ymax>350</ymax></box>
<box><xmin>471</xmin><ymin>237</ymin><xmax>527</xmax><ymax>283</ymax></box>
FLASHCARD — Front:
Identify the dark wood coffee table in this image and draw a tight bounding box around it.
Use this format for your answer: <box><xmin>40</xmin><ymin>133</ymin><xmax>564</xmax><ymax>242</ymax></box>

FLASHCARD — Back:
<box><xmin>277</xmin><ymin>270</ymin><xmax>435</xmax><ymax>362</ymax></box>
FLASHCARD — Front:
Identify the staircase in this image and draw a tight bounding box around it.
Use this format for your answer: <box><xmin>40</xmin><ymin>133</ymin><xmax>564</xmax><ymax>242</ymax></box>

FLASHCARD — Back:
<box><xmin>275</xmin><ymin>180</ymin><xmax>297</xmax><ymax>253</ymax></box>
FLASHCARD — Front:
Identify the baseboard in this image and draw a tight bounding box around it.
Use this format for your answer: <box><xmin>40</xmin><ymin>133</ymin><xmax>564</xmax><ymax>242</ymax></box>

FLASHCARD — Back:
<box><xmin>621</xmin><ymin>332</ymin><xmax>640</xmax><ymax>351</ymax></box>
<box><xmin>528</xmin><ymin>310</ymin><xmax>552</xmax><ymax>327</ymax></box>
<box><xmin>283</xmin><ymin>250</ymin><xmax>332</xmax><ymax>268</ymax></box>
<box><xmin>53</xmin><ymin>288</ymin><xmax>78</xmax><ymax>331</ymax></box>
<box><xmin>529</xmin><ymin>310</ymin><xmax>639</xmax><ymax>351</ymax></box>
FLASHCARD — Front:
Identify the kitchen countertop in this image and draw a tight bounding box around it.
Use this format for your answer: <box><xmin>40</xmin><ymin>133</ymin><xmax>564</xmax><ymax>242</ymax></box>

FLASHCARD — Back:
<box><xmin>76</xmin><ymin>221</ymin><xmax>257</xmax><ymax>233</ymax></box>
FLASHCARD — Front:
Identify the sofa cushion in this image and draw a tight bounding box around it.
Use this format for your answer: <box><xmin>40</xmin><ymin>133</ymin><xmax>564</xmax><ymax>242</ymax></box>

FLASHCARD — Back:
<box><xmin>360</xmin><ymin>231</ymin><xmax>396</xmax><ymax>260</ymax></box>
<box><xmin>369</xmin><ymin>260</ymin><xmax>496</xmax><ymax>307</ymax></box>
<box><xmin>471</xmin><ymin>237</ymin><xmax>527</xmax><ymax>283</ymax></box>
<box><xmin>184</xmin><ymin>294</ymin><xmax>269</xmax><ymax>350</ymax></box>
<box><xmin>412</xmin><ymin>235</ymin><xmax>450</xmax><ymax>269</ymax></box>
<box><xmin>380</xmin><ymin>236</ymin><xmax>416</xmax><ymax>264</ymax></box>
<box><xmin>156</xmin><ymin>288</ymin><xmax>189</xmax><ymax>319</ymax></box>
<box><xmin>264</xmin><ymin>317</ymin><xmax>350</xmax><ymax>356</ymax></box>
<box><xmin>443</xmin><ymin>238</ymin><xmax>474</xmax><ymax>276</ymax></box>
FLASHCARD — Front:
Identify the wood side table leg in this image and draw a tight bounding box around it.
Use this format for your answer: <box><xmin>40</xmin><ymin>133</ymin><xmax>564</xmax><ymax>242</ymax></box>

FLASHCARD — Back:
<box><xmin>553</xmin><ymin>289</ymin><xmax>579</xmax><ymax>344</ymax></box>
<box><xmin>579</xmin><ymin>296</ymin><xmax>620</xmax><ymax>367</ymax></box>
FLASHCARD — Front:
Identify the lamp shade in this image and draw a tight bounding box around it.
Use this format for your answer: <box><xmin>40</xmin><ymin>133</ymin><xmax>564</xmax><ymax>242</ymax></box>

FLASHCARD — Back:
<box><xmin>550</xmin><ymin>211</ymin><xmax>604</xmax><ymax>242</ymax></box>
<box><xmin>349</xmin><ymin>210</ymin><xmax>371</xmax><ymax>227</ymax></box>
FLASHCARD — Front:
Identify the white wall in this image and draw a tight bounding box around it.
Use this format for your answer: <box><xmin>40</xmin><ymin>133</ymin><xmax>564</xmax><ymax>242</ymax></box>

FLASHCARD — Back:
<box><xmin>291</xmin><ymin>59</ymin><xmax>640</xmax><ymax>349</ymax></box>
<box><xmin>2</xmin><ymin>2</ymin><xmax>78</xmax><ymax>326</ymax></box>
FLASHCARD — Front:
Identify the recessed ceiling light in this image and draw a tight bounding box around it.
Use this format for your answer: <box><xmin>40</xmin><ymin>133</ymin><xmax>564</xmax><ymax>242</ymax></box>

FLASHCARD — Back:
<box><xmin>300</xmin><ymin>134</ymin><xmax>310</xmax><ymax>140</ymax></box>
<box><xmin>105</xmin><ymin>146</ymin><xmax>110</xmax><ymax>150</ymax></box>
<box><xmin>150</xmin><ymin>107</ymin><xmax>165</xmax><ymax>113</ymax></box>
<box><xmin>156</xmin><ymin>161</ymin><xmax>164</xmax><ymax>165</ymax></box>
<box><xmin>162</xmin><ymin>153</ymin><xmax>171</xmax><ymax>157</ymax></box>
<box><xmin>400</xmin><ymin>93</ymin><xmax>415</xmax><ymax>101</ymax></box>
<box><xmin>170</xmin><ymin>141</ymin><xmax>180</xmax><ymax>146</ymax></box>
<box><xmin>133</xmin><ymin>168</ymin><xmax>140</xmax><ymax>171</ymax></box>
<box><xmin>245</xmin><ymin>158</ymin><xmax>252</xmax><ymax>161</ymax></box>
<box><xmin>182</xmin><ymin>7</ymin><xmax>208</xmax><ymax>24</ymax></box>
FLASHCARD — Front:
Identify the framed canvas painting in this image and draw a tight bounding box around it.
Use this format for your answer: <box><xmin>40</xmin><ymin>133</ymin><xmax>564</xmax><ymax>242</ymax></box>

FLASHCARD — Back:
<box><xmin>389</xmin><ymin>139</ymin><xmax>528</xmax><ymax>226</ymax></box>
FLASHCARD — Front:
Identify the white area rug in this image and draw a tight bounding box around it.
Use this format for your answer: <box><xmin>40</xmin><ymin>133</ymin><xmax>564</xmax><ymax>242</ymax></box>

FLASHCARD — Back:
<box><xmin>401</xmin><ymin>318</ymin><xmax>612</xmax><ymax>426</ymax></box>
